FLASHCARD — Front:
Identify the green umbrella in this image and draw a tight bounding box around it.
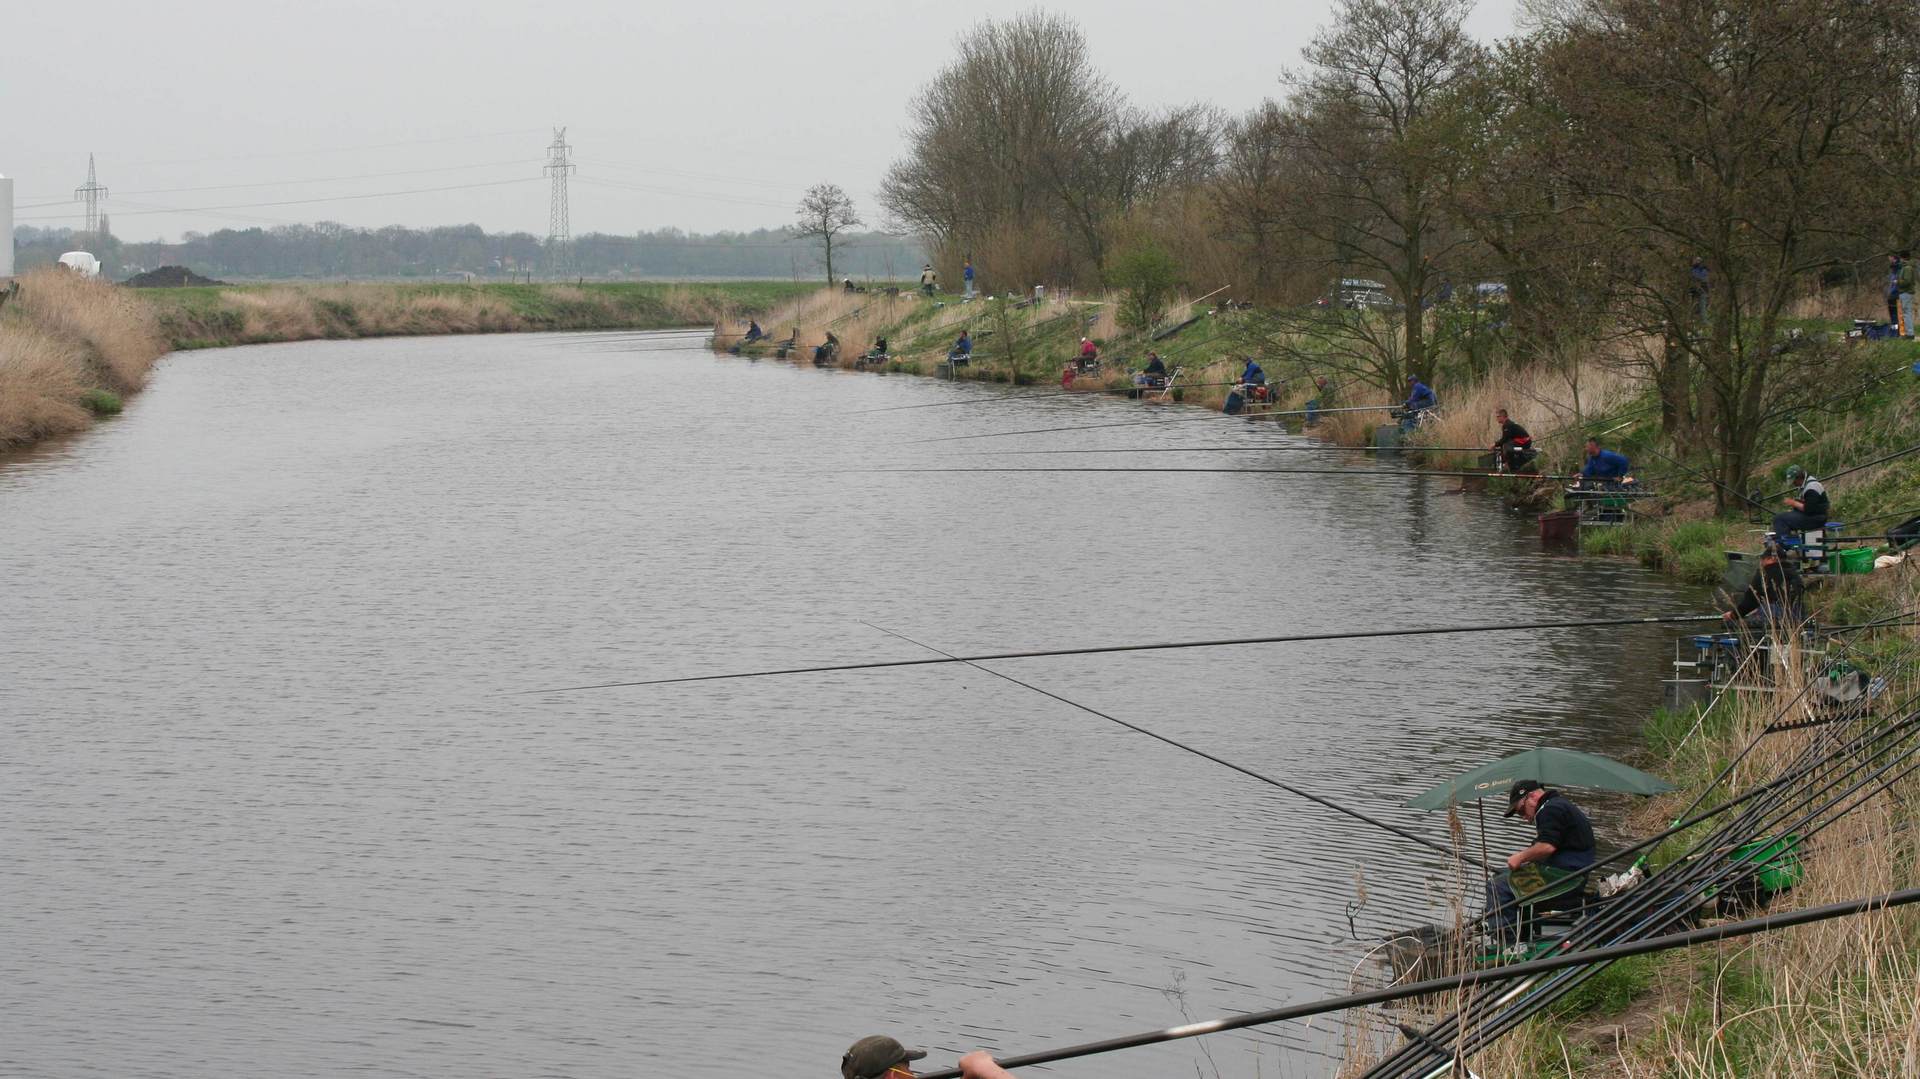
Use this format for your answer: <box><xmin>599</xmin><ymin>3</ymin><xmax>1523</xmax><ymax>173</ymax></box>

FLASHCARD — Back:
<box><xmin>1403</xmin><ymin>747</ymin><xmax>1676</xmax><ymax>811</ymax></box>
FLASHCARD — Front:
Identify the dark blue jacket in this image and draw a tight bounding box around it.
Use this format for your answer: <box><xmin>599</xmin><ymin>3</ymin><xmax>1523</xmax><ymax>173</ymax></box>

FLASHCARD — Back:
<box><xmin>1242</xmin><ymin>360</ymin><xmax>1265</xmax><ymax>385</ymax></box>
<box><xmin>1535</xmin><ymin>794</ymin><xmax>1597</xmax><ymax>871</ymax></box>
<box><xmin>1405</xmin><ymin>380</ymin><xmax>1436</xmax><ymax>410</ymax></box>
<box><xmin>1582</xmin><ymin>449</ymin><xmax>1631</xmax><ymax>480</ymax></box>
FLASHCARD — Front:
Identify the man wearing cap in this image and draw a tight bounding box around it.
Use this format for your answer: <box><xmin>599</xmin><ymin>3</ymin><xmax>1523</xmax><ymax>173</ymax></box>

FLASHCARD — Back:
<box><xmin>842</xmin><ymin>1037</ymin><xmax>1016</xmax><ymax>1079</ymax></box>
<box><xmin>843</xmin><ymin>1035</ymin><xmax>926</xmax><ymax>1079</ymax></box>
<box><xmin>1484</xmin><ymin>780</ymin><xmax>1597</xmax><ymax>938</ymax></box>
<box><xmin>1771</xmin><ymin>465</ymin><xmax>1828</xmax><ymax>538</ymax></box>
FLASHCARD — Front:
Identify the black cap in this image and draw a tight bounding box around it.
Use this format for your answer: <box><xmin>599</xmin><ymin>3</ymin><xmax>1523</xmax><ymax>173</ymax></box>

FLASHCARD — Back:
<box><xmin>843</xmin><ymin>1036</ymin><xmax>927</xmax><ymax>1079</ymax></box>
<box><xmin>1505</xmin><ymin>780</ymin><xmax>1544</xmax><ymax>817</ymax></box>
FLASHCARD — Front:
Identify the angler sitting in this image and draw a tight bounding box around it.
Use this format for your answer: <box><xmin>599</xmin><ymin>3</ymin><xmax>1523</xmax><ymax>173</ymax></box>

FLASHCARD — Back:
<box><xmin>813</xmin><ymin>331</ymin><xmax>840</xmax><ymax>364</ymax></box>
<box><xmin>948</xmin><ymin>330</ymin><xmax>972</xmax><ymax>366</ymax></box>
<box><xmin>1491</xmin><ymin>408</ymin><xmax>1537</xmax><ymax>473</ymax></box>
<box><xmin>1400</xmin><ymin>375</ymin><xmax>1436</xmax><ymax>431</ymax></box>
<box><xmin>1485</xmin><ymin>780</ymin><xmax>1597</xmax><ymax>940</ymax></box>
<box><xmin>1771</xmin><ymin>465</ymin><xmax>1829</xmax><ymax>538</ymax></box>
<box><xmin>1724</xmin><ymin>542</ymin><xmax>1807</xmax><ymax>632</ymax></box>
<box><xmin>1076</xmin><ymin>337</ymin><xmax>1101</xmax><ymax>373</ymax></box>
<box><xmin>1138</xmin><ymin>350</ymin><xmax>1168</xmax><ymax>387</ymax></box>
<box><xmin>743</xmin><ymin>319</ymin><xmax>766</xmax><ymax>343</ymax></box>
<box><xmin>1577</xmin><ymin>438</ymin><xmax>1633</xmax><ymax>486</ymax></box>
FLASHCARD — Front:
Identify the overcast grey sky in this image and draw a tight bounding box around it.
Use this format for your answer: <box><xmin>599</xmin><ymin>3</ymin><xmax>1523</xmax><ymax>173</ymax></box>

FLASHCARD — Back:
<box><xmin>3</xmin><ymin>0</ymin><xmax>1516</xmax><ymax>242</ymax></box>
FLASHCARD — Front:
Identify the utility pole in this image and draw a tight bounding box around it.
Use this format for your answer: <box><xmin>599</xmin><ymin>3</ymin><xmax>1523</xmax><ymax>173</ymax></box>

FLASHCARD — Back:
<box><xmin>543</xmin><ymin>127</ymin><xmax>574</xmax><ymax>278</ymax></box>
<box><xmin>74</xmin><ymin>154</ymin><xmax>108</xmax><ymax>243</ymax></box>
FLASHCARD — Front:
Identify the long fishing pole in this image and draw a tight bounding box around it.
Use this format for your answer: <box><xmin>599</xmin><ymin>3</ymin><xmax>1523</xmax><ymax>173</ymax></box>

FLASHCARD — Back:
<box><xmin>901</xmin><ymin>886</ymin><xmax>1920</xmax><ymax>1079</ymax></box>
<box><xmin>1384</xmin><ymin>724</ymin><xmax>1920</xmax><ymax>1077</ymax></box>
<box><xmin>906</xmin><ymin>405</ymin><xmax>1401</xmax><ymax>445</ymax></box>
<box><xmin>863</xmin><ymin>622</ymin><xmax>1489</xmax><ymax>869</ymax></box>
<box><xmin>1369</xmin><ymin>724</ymin><xmax>1920</xmax><ymax>1077</ymax></box>
<box><xmin>1374</xmin><ymin>685</ymin><xmax>1920</xmax><ymax>1076</ymax></box>
<box><xmin>521</xmin><ymin>614</ymin><xmax>1723</xmax><ymax>693</ymax></box>
<box><xmin>979</xmin><ymin>444</ymin><xmax>1502</xmax><ymax>455</ymax></box>
<box><xmin>850</xmin><ymin>380</ymin><xmax>1248</xmax><ymax>416</ymax></box>
<box><xmin>872</xmin><ymin>465</ymin><xmax>1586</xmax><ymax>481</ymax></box>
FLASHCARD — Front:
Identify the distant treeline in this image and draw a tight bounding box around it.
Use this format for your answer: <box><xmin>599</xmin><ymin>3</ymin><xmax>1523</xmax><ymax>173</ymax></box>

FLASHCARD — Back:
<box><xmin>9</xmin><ymin>224</ymin><xmax>925</xmax><ymax>282</ymax></box>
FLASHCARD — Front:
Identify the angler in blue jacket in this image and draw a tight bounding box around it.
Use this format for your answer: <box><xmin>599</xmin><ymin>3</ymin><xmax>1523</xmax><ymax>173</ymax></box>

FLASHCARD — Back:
<box><xmin>1240</xmin><ymin>357</ymin><xmax>1266</xmax><ymax>386</ymax></box>
<box><xmin>1401</xmin><ymin>375</ymin><xmax>1436</xmax><ymax>430</ymax></box>
<box><xmin>1580</xmin><ymin>438</ymin><xmax>1632</xmax><ymax>483</ymax></box>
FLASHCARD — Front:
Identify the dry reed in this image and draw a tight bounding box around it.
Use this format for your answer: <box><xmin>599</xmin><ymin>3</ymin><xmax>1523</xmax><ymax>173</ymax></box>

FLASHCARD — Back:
<box><xmin>1411</xmin><ymin>350</ymin><xmax>1637</xmax><ymax>471</ymax></box>
<box><xmin>0</xmin><ymin>270</ymin><xmax>169</xmax><ymax>447</ymax></box>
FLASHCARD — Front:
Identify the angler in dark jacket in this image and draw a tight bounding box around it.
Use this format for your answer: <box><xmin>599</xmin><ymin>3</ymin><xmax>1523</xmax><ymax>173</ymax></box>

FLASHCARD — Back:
<box><xmin>1492</xmin><ymin>408</ymin><xmax>1535</xmax><ymax>473</ymax></box>
<box><xmin>1772</xmin><ymin>464</ymin><xmax>1829</xmax><ymax>536</ymax></box>
<box><xmin>1726</xmin><ymin>546</ymin><xmax>1807</xmax><ymax>630</ymax></box>
<box><xmin>1486</xmin><ymin>780</ymin><xmax>1597</xmax><ymax>936</ymax></box>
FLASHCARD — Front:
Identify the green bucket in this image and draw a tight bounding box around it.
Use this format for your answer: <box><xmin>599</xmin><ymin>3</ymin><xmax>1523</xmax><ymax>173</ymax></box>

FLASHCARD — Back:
<box><xmin>1732</xmin><ymin>833</ymin><xmax>1803</xmax><ymax>893</ymax></box>
<box><xmin>1828</xmin><ymin>546</ymin><xmax>1878</xmax><ymax>575</ymax></box>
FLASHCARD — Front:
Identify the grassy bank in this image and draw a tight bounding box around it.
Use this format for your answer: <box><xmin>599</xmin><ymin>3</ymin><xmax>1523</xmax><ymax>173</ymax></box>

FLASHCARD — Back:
<box><xmin>0</xmin><ymin>277</ymin><xmax>814</xmax><ymax>452</ymax></box>
<box><xmin>713</xmin><ymin>285</ymin><xmax>1373</xmax><ymax>420</ymax></box>
<box><xmin>0</xmin><ymin>270</ymin><xmax>168</xmax><ymax>449</ymax></box>
<box><xmin>144</xmin><ymin>280</ymin><xmax>814</xmax><ymax>350</ymax></box>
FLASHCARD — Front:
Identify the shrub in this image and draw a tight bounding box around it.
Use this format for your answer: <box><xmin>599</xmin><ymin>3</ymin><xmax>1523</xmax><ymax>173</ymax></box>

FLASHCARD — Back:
<box><xmin>82</xmin><ymin>388</ymin><xmax>123</xmax><ymax>415</ymax></box>
<box><xmin>1106</xmin><ymin>242</ymin><xmax>1182</xmax><ymax>332</ymax></box>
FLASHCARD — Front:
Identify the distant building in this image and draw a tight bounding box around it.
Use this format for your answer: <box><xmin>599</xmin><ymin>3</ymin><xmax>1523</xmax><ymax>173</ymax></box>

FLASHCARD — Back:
<box><xmin>0</xmin><ymin>175</ymin><xmax>14</xmax><ymax>278</ymax></box>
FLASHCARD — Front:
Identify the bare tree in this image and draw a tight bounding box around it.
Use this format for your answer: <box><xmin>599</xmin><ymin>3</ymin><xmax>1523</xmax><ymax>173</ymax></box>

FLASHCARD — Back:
<box><xmin>1280</xmin><ymin>0</ymin><xmax>1485</xmax><ymax>388</ymax></box>
<box><xmin>793</xmin><ymin>183</ymin><xmax>863</xmax><ymax>286</ymax></box>
<box><xmin>1535</xmin><ymin>0</ymin><xmax>1899</xmax><ymax>508</ymax></box>
<box><xmin>1213</xmin><ymin>102</ymin><xmax>1293</xmax><ymax>302</ymax></box>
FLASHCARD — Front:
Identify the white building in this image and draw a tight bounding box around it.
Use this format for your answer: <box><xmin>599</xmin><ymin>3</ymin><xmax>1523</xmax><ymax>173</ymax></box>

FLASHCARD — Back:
<box><xmin>0</xmin><ymin>174</ymin><xmax>14</xmax><ymax>278</ymax></box>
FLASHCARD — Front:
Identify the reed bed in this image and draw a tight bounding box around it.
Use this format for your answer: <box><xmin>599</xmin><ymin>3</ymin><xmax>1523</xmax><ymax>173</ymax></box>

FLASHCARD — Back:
<box><xmin>1409</xmin><ymin>352</ymin><xmax>1638</xmax><ymax>472</ymax></box>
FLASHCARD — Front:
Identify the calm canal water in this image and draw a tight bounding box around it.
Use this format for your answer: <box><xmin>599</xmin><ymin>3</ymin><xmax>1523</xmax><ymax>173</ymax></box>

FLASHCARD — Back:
<box><xmin>1</xmin><ymin>330</ymin><xmax>1700</xmax><ymax>1078</ymax></box>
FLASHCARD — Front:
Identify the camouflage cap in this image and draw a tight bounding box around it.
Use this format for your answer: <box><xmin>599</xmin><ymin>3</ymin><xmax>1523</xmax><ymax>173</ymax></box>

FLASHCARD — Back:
<box><xmin>842</xmin><ymin>1035</ymin><xmax>927</xmax><ymax>1079</ymax></box>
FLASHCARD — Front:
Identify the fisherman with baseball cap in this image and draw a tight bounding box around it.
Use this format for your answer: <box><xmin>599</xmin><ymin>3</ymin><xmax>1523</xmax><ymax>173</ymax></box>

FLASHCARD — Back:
<box><xmin>841</xmin><ymin>1036</ymin><xmax>1016</xmax><ymax>1079</ymax></box>
<box><xmin>1484</xmin><ymin>779</ymin><xmax>1597</xmax><ymax>939</ymax></box>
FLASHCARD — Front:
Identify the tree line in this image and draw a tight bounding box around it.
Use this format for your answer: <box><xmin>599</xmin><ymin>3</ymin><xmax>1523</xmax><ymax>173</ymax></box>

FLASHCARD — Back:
<box><xmin>9</xmin><ymin>223</ymin><xmax>925</xmax><ymax>284</ymax></box>
<box><xmin>874</xmin><ymin>1</ymin><xmax>1919</xmax><ymax>507</ymax></box>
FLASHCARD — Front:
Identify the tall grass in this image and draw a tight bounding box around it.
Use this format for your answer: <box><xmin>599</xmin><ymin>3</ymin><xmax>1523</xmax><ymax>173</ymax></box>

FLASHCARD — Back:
<box><xmin>0</xmin><ymin>270</ymin><xmax>168</xmax><ymax>448</ymax></box>
<box><xmin>9</xmin><ymin>269</ymin><xmax>167</xmax><ymax>393</ymax></box>
<box><xmin>1411</xmin><ymin>351</ymin><xmax>1638</xmax><ymax>471</ymax></box>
